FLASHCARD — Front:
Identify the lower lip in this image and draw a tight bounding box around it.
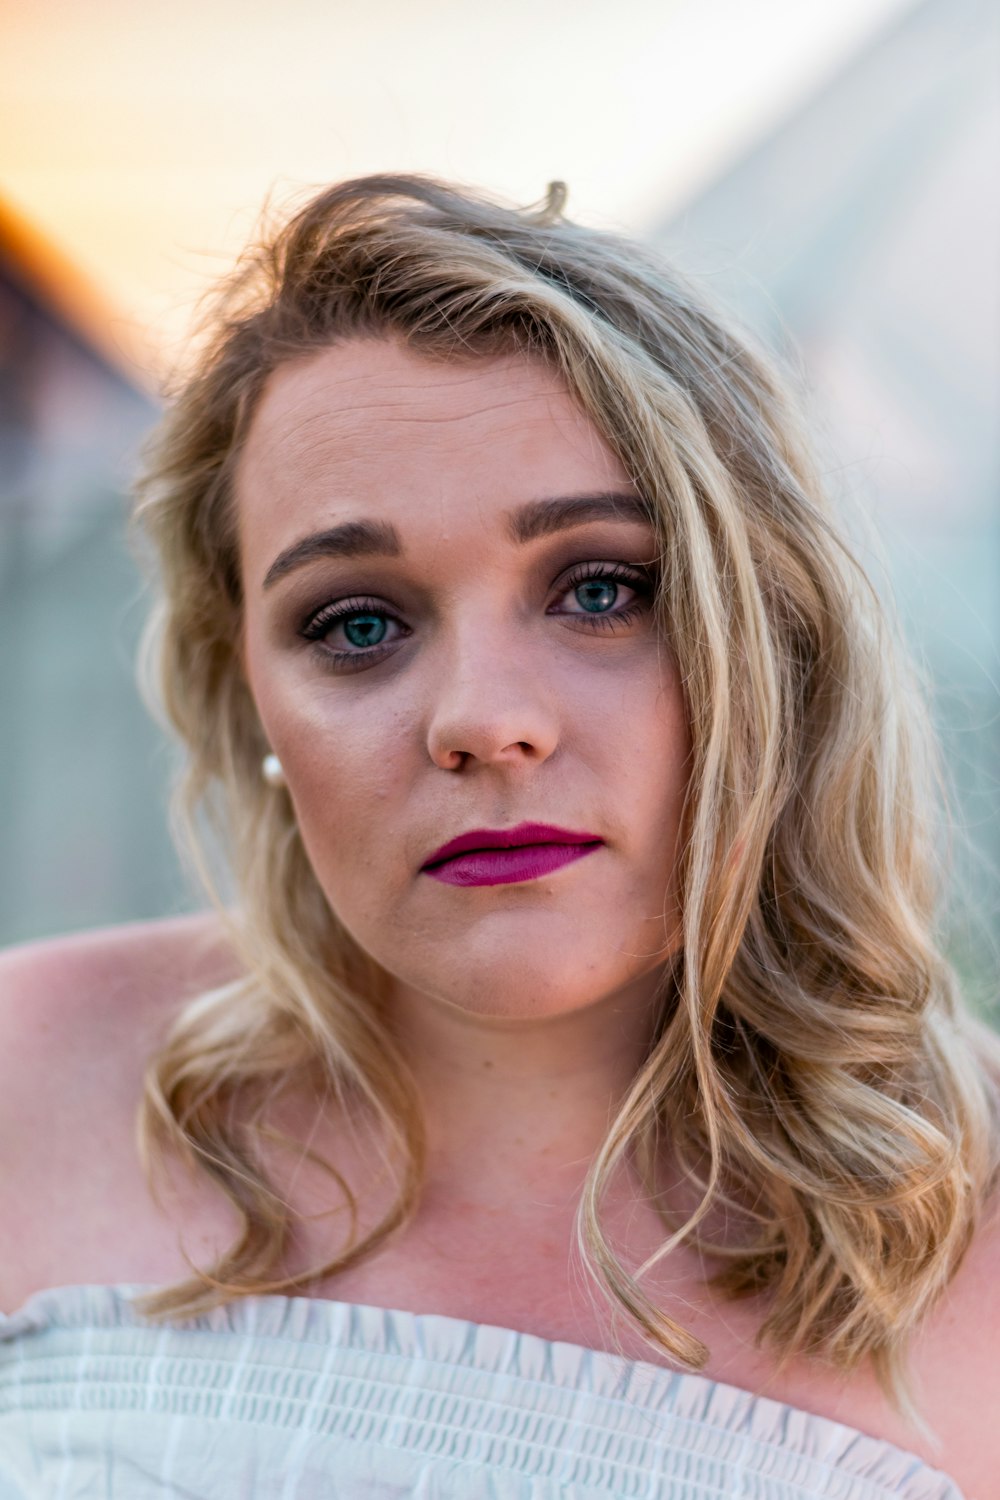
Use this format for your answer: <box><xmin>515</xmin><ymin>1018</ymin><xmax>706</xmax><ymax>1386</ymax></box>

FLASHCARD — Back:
<box><xmin>422</xmin><ymin>842</ymin><xmax>602</xmax><ymax>887</ymax></box>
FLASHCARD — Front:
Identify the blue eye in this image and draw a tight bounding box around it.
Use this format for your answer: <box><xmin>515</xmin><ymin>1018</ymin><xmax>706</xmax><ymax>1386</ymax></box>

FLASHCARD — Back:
<box><xmin>300</xmin><ymin>596</ymin><xmax>405</xmax><ymax>662</ymax></box>
<box><xmin>574</xmin><ymin>578</ymin><xmax>619</xmax><ymax>613</ymax></box>
<box><xmin>555</xmin><ymin>561</ymin><xmax>653</xmax><ymax>626</ymax></box>
<box><xmin>343</xmin><ymin>614</ymin><xmax>389</xmax><ymax>648</ymax></box>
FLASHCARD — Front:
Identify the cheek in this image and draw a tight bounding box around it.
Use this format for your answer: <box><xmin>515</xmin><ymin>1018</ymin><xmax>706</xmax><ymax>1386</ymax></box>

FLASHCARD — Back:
<box><xmin>246</xmin><ymin>623</ymin><xmax>403</xmax><ymax>789</ymax></box>
<box><xmin>622</xmin><ymin>673</ymin><xmax>691</xmax><ymax>920</ymax></box>
<box><xmin>245</xmin><ymin>623</ymin><xmax>432</xmax><ymax>934</ymax></box>
<box><xmin>285</xmin><ymin>709</ymin><xmax>409</xmax><ymax>841</ymax></box>
<box><xmin>272</xmin><ymin>699</ymin><xmax>421</xmax><ymax>928</ymax></box>
<box><xmin>606</xmin><ymin>662</ymin><xmax>690</xmax><ymax>815</ymax></box>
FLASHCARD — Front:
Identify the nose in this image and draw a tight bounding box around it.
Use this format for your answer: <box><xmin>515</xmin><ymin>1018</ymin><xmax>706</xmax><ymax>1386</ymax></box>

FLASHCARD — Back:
<box><xmin>424</xmin><ymin>621</ymin><xmax>560</xmax><ymax>772</ymax></box>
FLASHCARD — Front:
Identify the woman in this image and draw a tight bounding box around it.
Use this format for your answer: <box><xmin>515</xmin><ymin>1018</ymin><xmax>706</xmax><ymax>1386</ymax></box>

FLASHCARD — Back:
<box><xmin>1</xmin><ymin>174</ymin><xmax>997</xmax><ymax>1498</ymax></box>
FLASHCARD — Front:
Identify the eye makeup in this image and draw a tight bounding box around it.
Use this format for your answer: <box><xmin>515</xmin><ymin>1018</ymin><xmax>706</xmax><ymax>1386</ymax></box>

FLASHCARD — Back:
<box><xmin>296</xmin><ymin>559</ymin><xmax>657</xmax><ymax>674</ymax></box>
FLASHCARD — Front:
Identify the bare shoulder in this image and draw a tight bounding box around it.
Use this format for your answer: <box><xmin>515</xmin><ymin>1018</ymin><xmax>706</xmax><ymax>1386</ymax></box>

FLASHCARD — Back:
<box><xmin>911</xmin><ymin>1187</ymin><xmax>1000</xmax><ymax>1497</ymax></box>
<box><xmin>0</xmin><ymin>911</ymin><xmax>244</xmax><ymax>1102</ymax></box>
<box><xmin>0</xmin><ymin>913</ymin><xmax>246</xmax><ymax>1308</ymax></box>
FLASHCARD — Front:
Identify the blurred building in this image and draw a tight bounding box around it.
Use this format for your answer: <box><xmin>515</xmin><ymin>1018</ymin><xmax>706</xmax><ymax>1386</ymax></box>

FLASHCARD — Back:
<box><xmin>0</xmin><ymin>200</ymin><xmax>187</xmax><ymax>943</ymax></box>
<box><xmin>652</xmin><ymin>0</ymin><xmax>999</xmax><ymax>1001</ymax></box>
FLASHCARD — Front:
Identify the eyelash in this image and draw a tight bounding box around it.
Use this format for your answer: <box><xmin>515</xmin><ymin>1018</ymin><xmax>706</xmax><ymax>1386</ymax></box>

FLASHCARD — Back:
<box><xmin>298</xmin><ymin>561</ymin><xmax>655</xmax><ymax>673</ymax></box>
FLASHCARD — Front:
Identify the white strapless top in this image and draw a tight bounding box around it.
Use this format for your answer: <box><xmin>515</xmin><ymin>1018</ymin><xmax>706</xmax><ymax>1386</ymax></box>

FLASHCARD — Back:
<box><xmin>0</xmin><ymin>1283</ymin><xmax>967</xmax><ymax>1498</ymax></box>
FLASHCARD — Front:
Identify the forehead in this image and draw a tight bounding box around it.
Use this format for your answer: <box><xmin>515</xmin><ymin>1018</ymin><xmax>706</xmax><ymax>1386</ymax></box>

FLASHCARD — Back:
<box><xmin>240</xmin><ymin>337</ymin><xmax>601</xmax><ymax>463</ymax></box>
<box><xmin>234</xmin><ymin>339</ymin><xmax>636</xmax><ymax>575</ymax></box>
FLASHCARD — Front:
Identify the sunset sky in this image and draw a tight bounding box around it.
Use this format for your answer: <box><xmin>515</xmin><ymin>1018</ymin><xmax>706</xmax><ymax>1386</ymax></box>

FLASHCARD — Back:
<box><xmin>1</xmin><ymin>0</ymin><xmax>914</xmax><ymax>375</ymax></box>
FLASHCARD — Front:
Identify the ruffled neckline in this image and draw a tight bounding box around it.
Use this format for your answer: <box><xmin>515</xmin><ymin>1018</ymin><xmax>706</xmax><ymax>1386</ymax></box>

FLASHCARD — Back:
<box><xmin>0</xmin><ymin>1281</ymin><xmax>965</xmax><ymax>1499</ymax></box>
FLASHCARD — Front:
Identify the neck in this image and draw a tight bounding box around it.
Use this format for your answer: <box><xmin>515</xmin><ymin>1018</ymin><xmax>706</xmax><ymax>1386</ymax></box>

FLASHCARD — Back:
<box><xmin>385</xmin><ymin>973</ymin><xmax>667</xmax><ymax>1208</ymax></box>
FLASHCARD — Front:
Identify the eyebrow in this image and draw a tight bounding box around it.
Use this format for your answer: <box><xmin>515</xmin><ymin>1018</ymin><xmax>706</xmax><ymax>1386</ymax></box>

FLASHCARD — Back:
<box><xmin>262</xmin><ymin>491</ymin><xmax>654</xmax><ymax>591</ymax></box>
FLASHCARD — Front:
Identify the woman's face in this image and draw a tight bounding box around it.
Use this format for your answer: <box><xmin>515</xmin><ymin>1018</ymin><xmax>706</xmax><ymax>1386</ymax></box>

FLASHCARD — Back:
<box><xmin>237</xmin><ymin>338</ymin><xmax>690</xmax><ymax>1021</ymax></box>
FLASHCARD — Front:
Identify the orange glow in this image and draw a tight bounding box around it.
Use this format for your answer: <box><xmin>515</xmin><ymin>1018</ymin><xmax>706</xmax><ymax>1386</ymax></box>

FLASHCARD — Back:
<box><xmin>0</xmin><ymin>0</ymin><xmax>916</xmax><ymax>379</ymax></box>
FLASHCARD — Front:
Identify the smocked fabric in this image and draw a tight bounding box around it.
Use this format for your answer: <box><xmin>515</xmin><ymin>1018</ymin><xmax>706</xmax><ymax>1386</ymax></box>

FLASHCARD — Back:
<box><xmin>0</xmin><ymin>1284</ymin><xmax>965</xmax><ymax>1499</ymax></box>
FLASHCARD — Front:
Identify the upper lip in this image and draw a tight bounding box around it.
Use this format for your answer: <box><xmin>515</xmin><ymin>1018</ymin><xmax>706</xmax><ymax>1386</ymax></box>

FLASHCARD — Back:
<box><xmin>421</xmin><ymin>822</ymin><xmax>603</xmax><ymax>869</ymax></box>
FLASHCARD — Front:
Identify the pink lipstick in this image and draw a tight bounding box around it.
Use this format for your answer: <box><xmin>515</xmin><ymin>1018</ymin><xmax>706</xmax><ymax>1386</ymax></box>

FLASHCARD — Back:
<box><xmin>421</xmin><ymin>822</ymin><xmax>603</xmax><ymax>887</ymax></box>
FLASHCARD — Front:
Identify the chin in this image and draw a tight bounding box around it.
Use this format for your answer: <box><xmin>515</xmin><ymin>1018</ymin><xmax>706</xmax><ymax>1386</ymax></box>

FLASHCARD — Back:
<box><xmin>396</xmin><ymin>944</ymin><xmax>652</xmax><ymax>1023</ymax></box>
<box><xmin>437</xmin><ymin>982</ymin><xmax>592</xmax><ymax>1022</ymax></box>
<box><xmin>345</xmin><ymin>903</ymin><xmax>670</xmax><ymax>1022</ymax></box>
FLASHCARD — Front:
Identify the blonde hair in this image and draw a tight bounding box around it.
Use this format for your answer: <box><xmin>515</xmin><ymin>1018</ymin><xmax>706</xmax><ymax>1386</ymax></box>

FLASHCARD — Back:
<box><xmin>130</xmin><ymin>173</ymin><xmax>1000</xmax><ymax>1407</ymax></box>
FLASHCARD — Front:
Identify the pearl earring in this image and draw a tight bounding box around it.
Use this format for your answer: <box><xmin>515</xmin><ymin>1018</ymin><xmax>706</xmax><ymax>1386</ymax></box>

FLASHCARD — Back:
<box><xmin>262</xmin><ymin>753</ymin><xmax>286</xmax><ymax>787</ymax></box>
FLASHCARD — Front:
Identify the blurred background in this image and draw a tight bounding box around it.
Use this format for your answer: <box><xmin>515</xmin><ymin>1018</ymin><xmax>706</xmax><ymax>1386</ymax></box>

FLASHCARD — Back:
<box><xmin>1</xmin><ymin>0</ymin><xmax>997</xmax><ymax>1013</ymax></box>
